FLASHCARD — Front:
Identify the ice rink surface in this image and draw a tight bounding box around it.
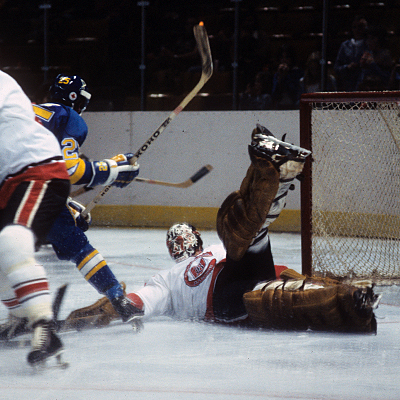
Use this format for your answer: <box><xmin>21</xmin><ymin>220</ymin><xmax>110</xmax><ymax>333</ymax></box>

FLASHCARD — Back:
<box><xmin>1</xmin><ymin>227</ymin><xmax>399</xmax><ymax>400</ymax></box>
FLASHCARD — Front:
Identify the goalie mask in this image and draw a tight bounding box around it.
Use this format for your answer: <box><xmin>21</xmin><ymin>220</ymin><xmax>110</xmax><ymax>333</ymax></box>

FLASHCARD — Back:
<box><xmin>166</xmin><ymin>223</ymin><xmax>203</xmax><ymax>263</ymax></box>
<box><xmin>49</xmin><ymin>74</ymin><xmax>91</xmax><ymax>114</ymax></box>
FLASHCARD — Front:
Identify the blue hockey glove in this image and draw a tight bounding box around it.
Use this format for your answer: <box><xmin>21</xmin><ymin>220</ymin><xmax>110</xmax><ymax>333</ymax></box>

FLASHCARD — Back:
<box><xmin>87</xmin><ymin>153</ymin><xmax>139</xmax><ymax>188</ymax></box>
<box><xmin>108</xmin><ymin>153</ymin><xmax>140</xmax><ymax>188</ymax></box>
<box><xmin>67</xmin><ymin>198</ymin><xmax>92</xmax><ymax>232</ymax></box>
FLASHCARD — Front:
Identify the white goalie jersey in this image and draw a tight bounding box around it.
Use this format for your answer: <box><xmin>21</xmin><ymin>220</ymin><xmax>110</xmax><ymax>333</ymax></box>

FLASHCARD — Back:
<box><xmin>135</xmin><ymin>244</ymin><xmax>226</xmax><ymax>321</ymax></box>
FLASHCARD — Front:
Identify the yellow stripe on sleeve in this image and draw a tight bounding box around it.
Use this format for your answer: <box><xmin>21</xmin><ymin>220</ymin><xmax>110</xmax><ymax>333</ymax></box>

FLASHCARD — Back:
<box><xmin>66</xmin><ymin>158</ymin><xmax>87</xmax><ymax>184</ymax></box>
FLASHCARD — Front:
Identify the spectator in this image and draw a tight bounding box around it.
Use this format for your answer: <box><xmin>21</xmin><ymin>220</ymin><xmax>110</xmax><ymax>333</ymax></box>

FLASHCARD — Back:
<box><xmin>238</xmin><ymin>13</ymin><xmax>270</xmax><ymax>84</ymax></box>
<box><xmin>356</xmin><ymin>25</ymin><xmax>393</xmax><ymax>91</ymax></box>
<box><xmin>239</xmin><ymin>71</ymin><xmax>272</xmax><ymax>110</ymax></box>
<box><xmin>299</xmin><ymin>51</ymin><xmax>337</xmax><ymax>97</ymax></box>
<box><xmin>209</xmin><ymin>23</ymin><xmax>233</xmax><ymax>72</ymax></box>
<box><xmin>271</xmin><ymin>44</ymin><xmax>303</xmax><ymax>109</ymax></box>
<box><xmin>389</xmin><ymin>59</ymin><xmax>400</xmax><ymax>90</ymax></box>
<box><xmin>334</xmin><ymin>15</ymin><xmax>368</xmax><ymax>91</ymax></box>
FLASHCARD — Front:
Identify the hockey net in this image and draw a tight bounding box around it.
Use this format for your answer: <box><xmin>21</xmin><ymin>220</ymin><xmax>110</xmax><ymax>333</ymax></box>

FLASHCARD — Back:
<box><xmin>300</xmin><ymin>91</ymin><xmax>400</xmax><ymax>284</ymax></box>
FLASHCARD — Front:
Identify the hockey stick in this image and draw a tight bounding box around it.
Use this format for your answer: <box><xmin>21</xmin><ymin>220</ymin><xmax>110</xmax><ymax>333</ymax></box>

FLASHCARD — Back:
<box><xmin>81</xmin><ymin>22</ymin><xmax>213</xmax><ymax>218</ymax></box>
<box><xmin>52</xmin><ymin>284</ymin><xmax>68</xmax><ymax>321</ymax></box>
<box><xmin>136</xmin><ymin>164</ymin><xmax>213</xmax><ymax>188</ymax></box>
<box><xmin>70</xmin><ymin>164</ymin><xmax>213</xmax><ymax>198</ymax></box>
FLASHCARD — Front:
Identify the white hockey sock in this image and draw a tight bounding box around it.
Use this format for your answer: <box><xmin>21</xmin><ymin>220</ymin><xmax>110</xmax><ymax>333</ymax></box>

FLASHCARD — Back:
<box><xmin>247</xmin><ymin>180</ymin><xmax>293</xmax><ymax>253</ymax></box>
<box><xmin>0</xmin><ymin>225</ymin><xmax>52</xmax><ymax>326</ymax></box>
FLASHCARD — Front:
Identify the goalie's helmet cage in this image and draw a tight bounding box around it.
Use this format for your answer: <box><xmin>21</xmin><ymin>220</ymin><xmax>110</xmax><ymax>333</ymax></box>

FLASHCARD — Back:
<box><xmin>166</xmin><ymin>223</ymin><xmax>203</xmax><ymax>263</ymax></box>
<box><xmin>49</xmin><ymin>74</ymin><xmax>91</xmax><ymax>114</ymax></box>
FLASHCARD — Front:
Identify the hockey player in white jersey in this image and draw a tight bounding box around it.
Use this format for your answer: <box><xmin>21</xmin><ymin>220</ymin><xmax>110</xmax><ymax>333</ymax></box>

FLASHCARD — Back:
<box><xmin>0</xmin><ymin>71</ymin><xmax>70</xmax><ymax>366</ymax></box>
<box><xmin>122</xmin><ymin>124</ymin><xmax>310</xmax><ymax>323</ymax></box>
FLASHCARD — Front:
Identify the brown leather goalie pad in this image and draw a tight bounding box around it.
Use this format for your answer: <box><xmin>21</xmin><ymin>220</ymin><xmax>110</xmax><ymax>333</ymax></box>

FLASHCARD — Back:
<box><xmin>216</xmin><ymin>149</ymin><xmax>280</xmax><ymax>261</ymax></box>
<box><xmin>63</xmin><ymin>284</ymin><xmax>124</xmax><ymax>330</ymax></box>
<box><xmin>243</xmin><ymin>271</ymin><xmax>377</xmax><ymax>333</ymax></box>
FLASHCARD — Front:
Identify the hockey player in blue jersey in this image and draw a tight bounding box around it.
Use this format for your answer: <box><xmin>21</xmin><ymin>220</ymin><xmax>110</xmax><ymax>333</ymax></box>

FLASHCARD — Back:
<box><xmin>32</xmin><ymin>74</ymin><xmax>144</xmax><ymax>325</ymax></box>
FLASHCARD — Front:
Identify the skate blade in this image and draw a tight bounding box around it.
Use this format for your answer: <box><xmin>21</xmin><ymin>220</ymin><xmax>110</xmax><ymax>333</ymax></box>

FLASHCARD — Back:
<box><xmin>30</xmin><ymin>350</ymin><xmax>69</xmax><ymax>370</ymax></box>
<box><xmin>371</xmin><ymin>293</ymin><xmax>383</xmax><ymax>309</ymax></box>
<box><xmin>127</xmin><ymin>316</ymin><xmax>144</xmax><ymax>333</ymax></box>
<box><xmin>0</xmin><ymin>337</ymin><xmax>31</xmax><ymax>348</ymax></box>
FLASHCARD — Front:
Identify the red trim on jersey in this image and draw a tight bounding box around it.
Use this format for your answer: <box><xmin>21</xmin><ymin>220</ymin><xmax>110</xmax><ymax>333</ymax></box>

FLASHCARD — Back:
<box><xmin>15</xmin><ymin>280</ymin><xmax>49</xmax><ymax>300</ymax></box>
<box><xmin>274</xmin><ymin>265</ymin><xmax>288</xmax><ymax>277</ymax></box>
<box><xmin>14</xmin><ymin>180</ymin><xmax>46</xmax><ymax>226</ymax></box>
<box><xmin>126</xmin><ymin>293</ymin><xmax>144</xmax><ymax>310</ymax></box>
<box><xmin>204</xmin><ymin>259</ymin><xmax>226</xmax><ymax>321</ymax></box>
<box><xmin>0</xmin><ymin>161</ymin><xmax>68</xmax><ymax>209</ymax></box>
<box><xmin>2</xmin><ymin>298</ymin><xmax>20</xmax><ymax>309</ymax></box>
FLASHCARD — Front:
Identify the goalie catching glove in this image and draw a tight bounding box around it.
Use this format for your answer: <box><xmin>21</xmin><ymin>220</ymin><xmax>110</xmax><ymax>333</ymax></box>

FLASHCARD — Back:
<box><xmin>63</xmin><ymin>282</ymin><xmax>144</xmax><ymax>332</ymax></box>
<box><xmin>88</xmin><ymin>153</ymin><xmax>139</xmax><ymax>188</ymax></box>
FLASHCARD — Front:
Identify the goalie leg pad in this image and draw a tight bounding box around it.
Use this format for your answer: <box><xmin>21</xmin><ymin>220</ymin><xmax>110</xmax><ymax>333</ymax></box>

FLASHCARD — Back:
<box><xmin>217</xmin><ymin>156</ymin><xmax>279</xmax><ymax>261</ymax></box>
<box><xmin>243</xmin><ymin>282</ymin><xmax>343</xmax><ymax>330</ymax></box>
<box><xmin>243</xmin><ymin>273</ymin><xmax>377</xmax><ymax>333</ymax></box>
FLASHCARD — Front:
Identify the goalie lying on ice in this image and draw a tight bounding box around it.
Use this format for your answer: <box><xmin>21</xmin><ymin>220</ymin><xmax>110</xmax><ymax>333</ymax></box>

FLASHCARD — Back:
<box><xmin>63</xmin><ymin>124</ymin><xmax>380</xmax><ymax>334</ymax></box>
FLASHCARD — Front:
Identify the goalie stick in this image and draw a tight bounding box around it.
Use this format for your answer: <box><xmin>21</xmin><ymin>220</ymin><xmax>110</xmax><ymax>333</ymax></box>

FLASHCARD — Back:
<box><xmin>81</xmin><ymin>22</ymin><xmax>213</xmax><ymax>218</ymax></box>
<box><xmin>70</xmin><ymin>164</ymin><xmax>213</xmax><ymax>197</ymax></box>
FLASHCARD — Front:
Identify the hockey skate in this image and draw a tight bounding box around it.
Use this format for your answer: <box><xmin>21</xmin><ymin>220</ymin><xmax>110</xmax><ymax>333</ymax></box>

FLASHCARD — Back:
<box><xmin>27</xmin><ymin>320</ymin><xmax>67</xmax><ymax>368</ymax></box>
<box><xmin>353</xmin><ymin>284</ymin><xmax>382</xmax><ymax>316</ymax></box>
<box><xmin>0</xmin><ymin>315</ymin><xmax>29</xmax><ymax>340</ymax></box>
<box><xmin>250</xmin><ymin>124</ymin><xmax>311</xmax><ymax>168</ymax></box>
<box><xmin>111</xmin><ymin>295</ymin><xmax>144</xmax><ymax>331</ymax></box>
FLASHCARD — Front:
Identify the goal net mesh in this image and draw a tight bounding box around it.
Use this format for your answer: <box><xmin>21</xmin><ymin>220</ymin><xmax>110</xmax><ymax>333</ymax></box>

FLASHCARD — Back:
<box><xmin>300</xmin><ymin>93</ymin><xmax>400</xmax><ymax>283</ymax></box>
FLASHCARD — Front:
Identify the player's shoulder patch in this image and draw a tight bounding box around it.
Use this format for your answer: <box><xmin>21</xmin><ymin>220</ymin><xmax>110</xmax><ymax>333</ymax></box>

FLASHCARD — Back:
<box><xmin>33</xmin><ymin>104</ymin><xmax>55</xmax><ymax>123</ymax></box>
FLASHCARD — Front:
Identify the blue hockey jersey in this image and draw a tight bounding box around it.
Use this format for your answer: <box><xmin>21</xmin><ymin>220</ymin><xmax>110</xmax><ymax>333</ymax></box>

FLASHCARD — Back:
<box><xmin>33</xmin><ymin>103</ymin><xmax>91</xmax><ymax>184</ymax></box>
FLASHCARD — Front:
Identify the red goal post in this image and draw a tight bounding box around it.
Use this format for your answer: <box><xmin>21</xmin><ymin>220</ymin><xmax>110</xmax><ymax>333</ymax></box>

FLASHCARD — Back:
<box><xmin>300</xmin><ymin>91</ymin><xmax>400</xmax><ymax>283</ymax></box>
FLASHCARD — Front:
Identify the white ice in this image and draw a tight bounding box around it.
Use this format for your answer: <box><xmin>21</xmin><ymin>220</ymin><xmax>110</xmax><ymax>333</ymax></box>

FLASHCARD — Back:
<box><xmin>0</xmin><ymin>228</ymin><xmax>399</xmax><ymax>400</ymax></box>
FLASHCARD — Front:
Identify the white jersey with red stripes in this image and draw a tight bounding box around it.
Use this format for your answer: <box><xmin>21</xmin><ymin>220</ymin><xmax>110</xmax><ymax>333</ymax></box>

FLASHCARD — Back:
<box><xmin>0</xmin><ymin>71</ymin><xmax>63</xmax><ymax>185</ymax></box>
<box><xmin>135</xmin><ymin>244</ymin><xmax>227</xmax><ymax>321</ymax></box>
